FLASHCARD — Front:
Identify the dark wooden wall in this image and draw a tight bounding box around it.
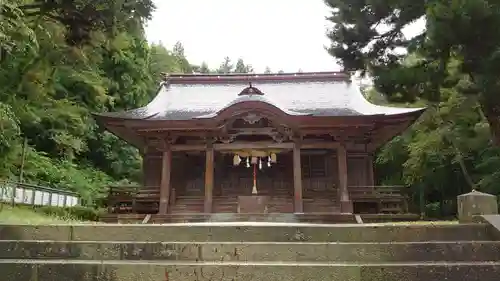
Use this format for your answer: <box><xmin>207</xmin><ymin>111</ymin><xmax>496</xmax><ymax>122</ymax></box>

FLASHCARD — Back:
<box><xmin>142</xmin><ymin>152</ymin><xmax>161</xmax><ymax>187</ymax></box>
<box><xmin>348</xmin><ymin>156</ymin><xmax>371</xmax><ymax>187</ymax></box>
<box><xmin>141</xmin><ymin>149</ymin><xmax>374</xmax><ymax>196</ymax></box>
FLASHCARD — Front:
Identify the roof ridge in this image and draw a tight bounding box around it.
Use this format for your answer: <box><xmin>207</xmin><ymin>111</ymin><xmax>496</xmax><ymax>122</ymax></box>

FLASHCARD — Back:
<box><xmin>161</xmin><ymin>71</ymin><xmax>351</xmax><ymax>84</ymax></box>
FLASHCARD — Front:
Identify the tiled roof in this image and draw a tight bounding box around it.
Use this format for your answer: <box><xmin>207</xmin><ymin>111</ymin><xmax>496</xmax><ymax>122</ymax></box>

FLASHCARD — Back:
<box><xmin>97</xmin><ymin>72</ymin><xmax>424</xmax><ymax>120</ymax></box>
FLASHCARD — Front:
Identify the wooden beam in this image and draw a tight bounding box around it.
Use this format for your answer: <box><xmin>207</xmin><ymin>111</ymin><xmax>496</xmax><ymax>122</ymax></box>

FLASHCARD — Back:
<box><xmin>158</xmin><ymin>146</ymin><xmax>172</xmax><ymax>214</ymax></box>
<box><xmin>214</xmin><ymin>142</ymin><xmax>294</xmax><ymax>150</ymax></box>
<box><xmin>171</xmin><ymin>144</ymin><xmax>206</xmax><ymax>151</ymax></box>
<box><xmin>171</xmin><ymin>142</ymin><xmax>295</xmax><ymax>152</ymax></box>
<box><xmin>337</xmin><ymin>144</ymin><xmax>353</xmax><ymax>213</ymax></box>
<box><xmin>301</xmin><ymin>142</ymin><xmax>340</xmax><ymax>149</ymax></box>
<box><xmin>204</xmin><ymin>143</ymin><xmax>215</xmax><ymax>213</ymax></box>
<box><xmin>171</xmin><ymin>141</ymin><xmax>341</xmax><ymax>152</ymax></box>
<box><xmin>293</xmin><ymin>142</ymin><xmax>303</xmax><ymax>213</ymax></box>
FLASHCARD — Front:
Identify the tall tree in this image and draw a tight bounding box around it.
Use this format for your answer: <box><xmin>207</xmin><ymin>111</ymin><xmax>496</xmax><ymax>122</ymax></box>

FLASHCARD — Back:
<box><xmin>234</xmin><ymin>58</ymin><xmax>247</xmax><ymax>73</ymax></box>
<box><xmin>234</xmin><ymin>58</ymin><xmax>254</xmax><ymax>73</ymax></box>
<box><xmin>324</xmin><ymin>0</ymin><xmax>500</xmax><ymax>145</ymax></box>
<box><xmin>199</xmin><ymin>62</ymin><xmax>210</xmax><ymax>73</ymax></box>
<box><xmin>264</xmin><ymin>66</ymin><xmax>272</xmax><ymax>74</ymax></box>
<box><xmin>0</xmin><ymin>0</ymin><xmax>267</xmax><ymax>202</ymax></box>
<box><xmin>245</xmin><ymin>64</ymin><xmax>254</xmax><ymax>74</ymax></box>
<box><xmin>11</xmin><ymin>0</ymin><xmax>155</xmax><ymax>45</ymax></box>
<box><xmin>172</xmin><ymin>41</ymin><xmax>191</xmax><ymax>73</ymax></box>
<box><xmin>217</xmin><ymin>56</ymin><xmax>233</xmax><ymax>74</ymax></box>
<box><xmin>0</xmin><ymin>0</ymin><xmax>157</xmax><ymax>198</ymax></box>
<box><xmin>150</xmin><ymin>43</ymin><xmax>184</xmax><ymax>79</ymax></box>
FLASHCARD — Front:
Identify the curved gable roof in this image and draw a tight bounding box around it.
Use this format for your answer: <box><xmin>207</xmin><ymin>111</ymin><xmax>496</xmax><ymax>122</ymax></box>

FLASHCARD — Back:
<box><xmin>96</xmin><ymin>72</ymin><xmax>424</xmax><ymax>120</ymax></box>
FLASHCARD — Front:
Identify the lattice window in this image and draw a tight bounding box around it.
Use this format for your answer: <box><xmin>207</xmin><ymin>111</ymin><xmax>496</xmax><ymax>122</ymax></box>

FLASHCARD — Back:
<box><xmin>302</xmin><ymin>154</ymin><xmax>327</xmax><ymax>178</ymax></box>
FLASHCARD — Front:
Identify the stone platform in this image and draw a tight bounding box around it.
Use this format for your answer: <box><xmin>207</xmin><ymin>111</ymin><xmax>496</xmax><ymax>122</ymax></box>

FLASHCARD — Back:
<box><xmin>100</xmin><ymin>212</ymin><xmax>420</xmax><ymax>224</ymax></box>
<box><xmin>0</xmin><ymin>222</ymin><xmax>499</xmax><ymax>280</ymax></box>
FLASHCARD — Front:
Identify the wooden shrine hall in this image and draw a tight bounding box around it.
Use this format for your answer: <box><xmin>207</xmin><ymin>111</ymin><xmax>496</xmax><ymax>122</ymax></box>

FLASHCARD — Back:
<box><xmin>94</xmin><ymin>71</ymin><xmax>425</xmax><ymax>222</ymax></box>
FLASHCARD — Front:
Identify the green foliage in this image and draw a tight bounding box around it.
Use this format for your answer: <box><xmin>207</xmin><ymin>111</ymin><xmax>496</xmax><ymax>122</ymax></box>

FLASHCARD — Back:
<box><xmin>16</xmin><ymin>0</ymin><xmax>155</xmax><ymax>45</ymax></box>
<box><xmin>324</xmin><ymin>0</ymin><xmax>500</xmax><ymax>145</ymax></box>
<box><xmin>0</xmin><ymin>103</ymin><xmax>20</xmax><ymax>177</ymax></box>
<box><xmin>217</xmin><ymin>56</ymin><xmax>234</xmax><ymax>74</ymax></box>
<box><xmin>35</xmin><ymin>205</ymin><xmax>105</xmax><ymax>221</ymax></box>
<box><xmin>375</xmin><ymin>83</ymin><xmax>500</xmax><ymax>217</ymax></box>
<box><xmin>0</xmin><ymin>1</ymin><xmax>259</xmax><ymax>206</ymax></box>
<box><xmin>0</xmin><ymin>1</ymin><xmax>193</xmax><ymax>203</ymax></box>
<box><xmin>326</xmin><ymin>0</ymin><xmax>500</xmax><ymax>218</ymax></box>
<box><xmin>234</xmin><ymin>58</ymin><xmax>254</xmax><ymax>73</ymax></box>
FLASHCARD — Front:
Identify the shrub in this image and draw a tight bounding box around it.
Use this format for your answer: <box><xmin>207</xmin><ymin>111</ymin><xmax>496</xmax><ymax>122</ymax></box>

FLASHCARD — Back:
<box><xmin>35</xmin><ymin>205</ymin><xmax>104</xmax><ymax>221</ymax></box>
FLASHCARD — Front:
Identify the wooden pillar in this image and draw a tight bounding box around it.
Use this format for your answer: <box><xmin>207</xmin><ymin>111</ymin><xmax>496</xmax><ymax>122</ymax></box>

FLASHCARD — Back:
<box><xmin>293</xmin><ymin>142</ymin><xmax>304</xmax><ymax>213</ymax></box>
<box><xmin>142</xmin><ymin>154</ymin><xmax>150</xmax><ymax>187</ymax></box>
<box><xmin>337</xmin><ymin>144</ymin><xmax>353</xmax><ymax>213</ymax></box>
<box><xmin>204</xmin><ymin>143</ymin><xmax>214</xmax><ymax>213</ymax></box>
<box><xmin>367</xmin><ymin>154</ymin><xmax>375</xmax><ymax>188</ymax></box>
<box><xmin>158</xmin><ymin>147</ymin><xmax>172</xmax><ymax>214</ymax></box>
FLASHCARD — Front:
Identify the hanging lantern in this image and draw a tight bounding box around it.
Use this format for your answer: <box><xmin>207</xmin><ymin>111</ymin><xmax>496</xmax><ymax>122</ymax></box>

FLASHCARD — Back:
<box><xmin>258</xmin><ymin>158</ymin><xmax>263</xmax><ymax>170</ymax></box>
<box><xmin>267</xmin><ymin>156</ymin><xmax>271</xmax><ymax>167</ymax></box>
<box><xmin>246</xmin><ymin>157</ymin><xmax>250</xmax><ymax>168</ymax></box>
<box><xmin>270</xmin><ymin>153</ymin><xmax>277</xmax><ymax>163</ymax></box>
<box><xmin>233</xmin><ymin>154</ymin><xmax>241</xmax><ymax>166</ymax></box>
<box><xmin>251</xmin><ymin>156</ymin><xmax>258</xmax><ymax>165</ymax></box>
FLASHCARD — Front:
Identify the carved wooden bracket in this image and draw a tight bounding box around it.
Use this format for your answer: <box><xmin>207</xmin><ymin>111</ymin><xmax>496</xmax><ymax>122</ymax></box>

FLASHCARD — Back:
<box><xmin>165</xmin><ymin>135</ymin><xmax>178</xmax><ymax>145</ymax></box>
<box><xmin>215</xmin><ymin>111</ymin><xmax>296</xmax><ymax>145</ymax></box>
<box><xmin>217</xmin><ymin>134</ymin><xmax>235</xmax><ymax>144</ymax></box>
<box><xmin>271</xmin><ymin>132</ymin><xmax>286</xmax><ymax>143</ymax></box>
<box><xmin>242</xmin><ymin>113</ymin><xmax>261</xmax><ymax>124</ymax></box>
<box><xmin>203</xmin><ymin>136</ymin><xmax>216</xmax><ymax>145</ymax></box>
<box><xmin>145</xmin><ymin>134</ymin><xmax>178</xmax><ymax>151</ymax></box>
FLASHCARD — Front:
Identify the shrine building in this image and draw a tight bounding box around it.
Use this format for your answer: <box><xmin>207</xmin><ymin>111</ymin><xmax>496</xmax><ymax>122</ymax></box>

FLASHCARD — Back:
<box><xmin>94</xmin><ymin>72</ymin><xmax>425</xmax><ymax>219</ymax></box>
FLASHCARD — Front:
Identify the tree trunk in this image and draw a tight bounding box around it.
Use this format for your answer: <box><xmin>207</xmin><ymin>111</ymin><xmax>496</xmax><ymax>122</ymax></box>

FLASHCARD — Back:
<box><xmin>480</xmin><ymin>100</ymin><xmax>500</xmax><ymax>146</ymax></box>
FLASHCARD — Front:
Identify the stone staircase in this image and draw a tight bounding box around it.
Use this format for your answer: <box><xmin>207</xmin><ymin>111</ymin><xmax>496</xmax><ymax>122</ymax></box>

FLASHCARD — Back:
<box><xmin>304</xmin><ymin>197</ymin><xmax>340</xmax><ymax>213</ymax></box>
<box><xmin>213</xmin><ymin>196</ymin><xmax>238</xmax><ymax>213</ymax></box>
<box><xmin>169</xmin><ymin>196</ymin><xmax>204</xmax><ymax>213</ymax></box>
<box><xmin>0</xmin><ymin>223</ymin><xmax>499</xmax><ymax>280</ymax></box>
<box><xmin>266</xmin><ymin>196</ymin><xmax>294</xmax><ymax>212</ymax></box>
<box><xmin>172</xmin><ymin>193</ymin><xmax>298</xmax><ymax>214</ymax></box>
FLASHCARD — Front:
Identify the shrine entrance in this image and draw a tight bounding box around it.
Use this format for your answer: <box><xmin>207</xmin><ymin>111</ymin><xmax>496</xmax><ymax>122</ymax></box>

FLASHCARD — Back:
<box><xmin>217</xmin><ymin>148</ymin><xmax>292</xmax><ymax>214</ymax></box>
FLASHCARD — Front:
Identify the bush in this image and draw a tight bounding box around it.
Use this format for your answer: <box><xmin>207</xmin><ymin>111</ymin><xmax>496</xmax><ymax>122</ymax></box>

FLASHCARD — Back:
<box><xmin>425</xmin><ymin>201</ymin><xmax>456</xmax><ymax>220</ymax></box>
<box><xmin>35</xmin><ymin>205</ymin><xmax>105</xmax><ymax>221</ymax></box>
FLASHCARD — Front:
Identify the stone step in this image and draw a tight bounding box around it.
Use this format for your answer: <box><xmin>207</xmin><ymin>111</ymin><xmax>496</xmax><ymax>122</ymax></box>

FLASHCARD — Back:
<box><xmin>3</xmin><ymin>241</ymin><xmax>500</xmax><ymax>262</ymax></box>
<box><xmin>1</xmin><ymin>259</ymin><xmax>499</xmax><ymax>281</ymax></box>
<box><xmin>212</xmin><ymin>206</ymin><xmax>238</xmax><ymax>211</ymax></box>
<box><xmin>144</xmin><ymin>213</ymin><xmax>356</xmax><ymax>224</ymax></box>
<box><xmin>169</xmin><ymin>207</ymin><xmax>203</xmax><ymax>213</ymax></box>
<box><xmin>0</xmin><ymin>223</ymin><xmax>491</xmax><ymax>242</ymax></box>
<box><xmin>171</xmin><ymin>201</ymin><xmax>203</xmax><ymax>206</ymax></box>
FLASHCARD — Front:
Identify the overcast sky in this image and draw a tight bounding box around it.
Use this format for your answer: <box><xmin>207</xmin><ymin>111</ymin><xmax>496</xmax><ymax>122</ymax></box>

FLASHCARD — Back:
<box><xmin>145</xmin><ymin>0</ymin><xmax>425</xmax><ymax>73</ymax></box>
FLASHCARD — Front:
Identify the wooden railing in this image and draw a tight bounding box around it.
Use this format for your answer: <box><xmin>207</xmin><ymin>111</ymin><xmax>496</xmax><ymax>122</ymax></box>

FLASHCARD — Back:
<box><xmin>106</xmin><ymin>184</ymin><xmax>410</xmax><ymax>215</ymax></box>
<box><xmin>349</xmin><ymin>186</ymin><xmax>409</xmax><ymax>214</ymax></box>
<box><xmin>106</xmin><ymin>185</ymin><xmax>164</xmax><ymax>214</ymax></box>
